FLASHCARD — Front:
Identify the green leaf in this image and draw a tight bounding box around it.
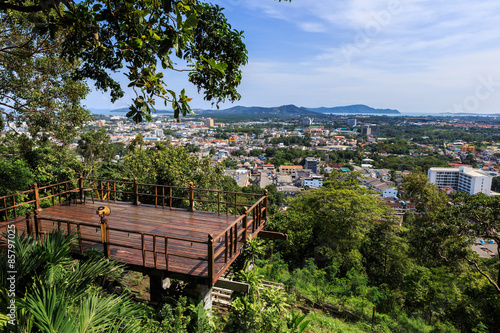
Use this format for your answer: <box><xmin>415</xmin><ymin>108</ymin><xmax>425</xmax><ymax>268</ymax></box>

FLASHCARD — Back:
<box><xmin>183</xmin><ymin>13</ymin><xmax>199</xmax><ymax>30</ymax></box>
<box><xmin>131</xmin><ymin>37</ymin><xmax>143</xmax><ymax>48</ymax></box>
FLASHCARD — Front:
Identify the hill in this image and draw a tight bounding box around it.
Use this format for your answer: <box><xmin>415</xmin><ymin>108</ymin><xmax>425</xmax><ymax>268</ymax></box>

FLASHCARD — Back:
<box><xmin>308</xmin><ymin>104</ymin><xmax>400</xmax><ymax>114</ymax></box>
<box><xmin>94</xmin><ymin>104</ymin><xmax>400</xmax><ymax>118</ymax></box>
<box><xmin>198</xmin><ymin>104</ymin><xmax>319</xmax><ymax>117</ymax></box>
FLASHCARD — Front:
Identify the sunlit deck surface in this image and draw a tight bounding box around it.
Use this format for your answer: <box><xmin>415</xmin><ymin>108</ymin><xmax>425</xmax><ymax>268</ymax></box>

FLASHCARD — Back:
<box><xmin>40</xmin><ymin>201</ymin><xmax>249</xmax><ymax>279</ymax></box>
<box><xmin>0</xmin><ymin>178</ymin><xmax>268</xmax><ymax>285</ymax></box>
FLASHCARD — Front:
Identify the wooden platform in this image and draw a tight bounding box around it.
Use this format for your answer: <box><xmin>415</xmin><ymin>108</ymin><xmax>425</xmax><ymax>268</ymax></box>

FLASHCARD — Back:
<box><xmin>0</xmin><ymin>178</ymin><xmax>268</xmax><ymax>286</ymax></box>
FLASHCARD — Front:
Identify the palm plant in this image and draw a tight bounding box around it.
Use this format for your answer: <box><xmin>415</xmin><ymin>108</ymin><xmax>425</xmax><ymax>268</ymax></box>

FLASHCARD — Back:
<box><xmin>0</xmin><ymin>230</ymin><xmax>148</xmax><ymax>332</ymax></box>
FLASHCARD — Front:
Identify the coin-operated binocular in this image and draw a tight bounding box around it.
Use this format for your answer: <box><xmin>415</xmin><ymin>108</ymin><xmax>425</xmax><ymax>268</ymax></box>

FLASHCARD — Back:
<box><xmin>96</xmin><ymin>206</ymin><xmax>111</xmax><ymax>218</ymax></box>
<box><xmin>96</xmin><ymin>206</ymin><xmax>111</xmax><ymax>244</ymax></box>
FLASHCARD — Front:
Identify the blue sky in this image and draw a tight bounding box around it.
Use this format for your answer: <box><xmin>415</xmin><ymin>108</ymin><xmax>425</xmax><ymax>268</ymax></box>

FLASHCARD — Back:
<box><xmin>84</xmin><ymin>0</ymin><xmax>500</xmax><ymax>114</ymax></box>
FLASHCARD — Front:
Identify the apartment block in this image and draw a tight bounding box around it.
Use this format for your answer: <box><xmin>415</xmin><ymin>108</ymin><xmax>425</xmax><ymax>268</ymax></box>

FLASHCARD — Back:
<box><xmin>428</xmin><ymin>167</ymin><xmax>493</xmax><ymax>195</ymax></box>
<box><xmin>304</xmin><ymin>157</ymin><xmax>319</xmax><ymax>174</ymax></box>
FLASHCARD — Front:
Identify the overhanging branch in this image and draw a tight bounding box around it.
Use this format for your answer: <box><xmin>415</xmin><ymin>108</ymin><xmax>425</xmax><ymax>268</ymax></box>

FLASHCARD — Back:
<box><xmin>465</xmin><ymin>257</ymin><xmax>500</xmax><ymax>293</ymax></box>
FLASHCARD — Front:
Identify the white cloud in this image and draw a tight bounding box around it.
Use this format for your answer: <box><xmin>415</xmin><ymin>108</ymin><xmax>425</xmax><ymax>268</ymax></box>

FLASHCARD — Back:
<box><xmin>86</xmin><ymin>0</ymin><xmax>500</xmax><ymax>114</ymax></box>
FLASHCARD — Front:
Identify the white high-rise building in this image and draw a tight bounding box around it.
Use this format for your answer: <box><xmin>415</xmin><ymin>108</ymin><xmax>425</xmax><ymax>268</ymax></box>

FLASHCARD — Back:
<box><xmin>427</xmin><ymin>167</ymin><xmax>493</xmax><ymax>195</ymax></box>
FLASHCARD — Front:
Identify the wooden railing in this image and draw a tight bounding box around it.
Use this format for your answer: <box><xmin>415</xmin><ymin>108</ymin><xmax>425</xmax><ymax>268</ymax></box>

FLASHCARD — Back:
<box><xmin>0</xmin><ymin>179</ymin><xmax>79</xmax><ymax>222</ymax></box>
<box><xmin>210</xmin><ymin>195</ymin><xmax>267</xmax><ymax>283</ymax></box>
<box><xmin>84</xmin><ymin>177</ymin><xmax>264</xmax><ymax>216</ymax></box>
<box><xmin>37</xmin><ymin>216</ymin><xmax>210</xmax><ymax>272</ymax></box>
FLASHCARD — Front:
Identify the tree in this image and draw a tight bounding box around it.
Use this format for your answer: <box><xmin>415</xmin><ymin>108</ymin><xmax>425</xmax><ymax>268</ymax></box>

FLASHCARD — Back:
<box><xmin>399</xmin><ymin>170</ymin><xmax>448</xmax><ymax>215</ymax></box>
<box><xmin>127</xmin><ymin>133</ymin><xmax>145</xmax><ymax>151</ymax></box>
<box><xmin>401</xmin><ymin>172</ymin><xmax>500</xmax><ymax>293</ymax></box>
<box><xmin>463</xmin><ymin>153</ymin><xmax>478</xmax><ymax>168</ymax></box>
<box><xmin>0</xmin><ymin>159</ymin><xmax>34</xmax><ymax>196</ymax></box>
<box><xmin>76</xmin><ymin>128</ymin><xmax>114</xmax><ymax>178</ymax></box>
<box><xmin>122</xmin><ymin>144</ymin><xmax>231</xmax><ymax>191</ymax></box>
<box><xmin>361</xmin><ymin>222</ymin><xmax>410</xmax><ymax>287</ymax></box>
<box><xmin>269</xmin><ymin>171</ymin><xmax>394</xmax><ymax>272</ymax></box>
<box><xmin>491</xmin><ymin>176</ymin><xmax>500</xmax><ymax>192</ymax></box>
<box><xmin>451</xmin><ymin>192</ymin><xmax>500</xmax><ymax>292</ymax></box>
<box><xmin>0</xmin><ymin>9</ymin><xmax>91</xmax><ymax>143</ymax></box>
<box><xmin>0</xmin><ymin>0</ymin><xmax>251</xmax><ymax>122</ymax></box>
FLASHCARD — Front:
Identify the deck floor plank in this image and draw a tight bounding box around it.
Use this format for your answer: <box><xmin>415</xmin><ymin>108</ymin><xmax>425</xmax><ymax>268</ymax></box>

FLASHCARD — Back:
<box><xmin>1</xmin><ymin>200</ymin><xmax>265</xmax><ymax>283</ymax></box>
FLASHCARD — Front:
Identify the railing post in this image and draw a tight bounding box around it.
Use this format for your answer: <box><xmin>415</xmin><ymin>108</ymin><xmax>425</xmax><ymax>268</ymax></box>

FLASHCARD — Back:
<box><xmin>208</xmin><ymin>234</ymin><xmax>214</xmax><ymax>286</ymax></box>
<box><xmin>79</xmin><ymin>173</ymin><xmax>84</xmax><ymax>201</ymax></box>
<box><xmin>100</xmin><ymin>218</ymin><xmax>110</xmax><ymax>258</ymax></box>
<box><xmin>188</xmin><ymin>182</ymin><xmax>195</xmax><ymax>212</ymax></box>
<box><xmin>133</xmin><ymin>178</ymin><xmax>140</xmax><ymax>205</ymax></box>
<box><xmin>33</xmin><ymin>210</ymin><xmax>40</xmax><ymax>238</ymax></box>
<box><xmin>33</xmin><ymin>183</ymin><xmax>40</xmax><ymax>237</ymax></box>
<box><xmin>34</xmin><ymin>183</ymin><xmax>40</xmax><ymax>211</ymax></box>
<box><xmin>243</xmin><ymin>206</ymin><xmax>248</xmax><ymax>243</ymax></box>
<box><xmin>263</xmin><ymin>189</ymin><xmax>268</xmax><ymax>221</ymax></box>
<box><xmin>25</xmin><ymin>212</ymin><xmax>31</xmax><ymax>235</ymax></box>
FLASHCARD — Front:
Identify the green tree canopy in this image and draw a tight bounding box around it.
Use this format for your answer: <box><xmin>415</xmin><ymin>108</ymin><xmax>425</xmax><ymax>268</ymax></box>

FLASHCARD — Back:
<box><xmin>0</xmin><ymin>9</ymin><xmax>91</xmax><ymax>142</ymax></box>
<box><xmin>269</xmin><ymin>171</ymin><xmax>395</xmax><ymax>272</ymax></box>
<box><xmin>0</xmin><ymin>0</ymin><xmax>252</xmax><ymax>122</ymax></box>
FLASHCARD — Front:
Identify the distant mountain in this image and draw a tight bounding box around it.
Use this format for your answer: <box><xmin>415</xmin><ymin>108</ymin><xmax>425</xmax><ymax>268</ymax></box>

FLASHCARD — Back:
<box><xmin>307</xmin><ymin>104</ymin><xmax>400</xmax><ymax>114</ymax></box>
<box><xmin>109</xmin><ymin>108</ymin><xmax>174</xmax><ymax>114</ymax></box>
<box><xmin>93</xmin><ymin>104</ymin><xmax>400</xmax><ymax>117</ymax></box>
<box><xmin>198</xmin><ymin>104</ymin><xmax>320</xmax><ymax>117</ymax></box>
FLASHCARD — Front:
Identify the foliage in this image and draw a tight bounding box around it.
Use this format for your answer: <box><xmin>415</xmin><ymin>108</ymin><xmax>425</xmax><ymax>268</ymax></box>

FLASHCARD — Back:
<box><xmin>19</xmin><ymin>283</ymin><xmax>143</xmax><ymax>333</ymax></box>
<box><xmin>0</xmin><ymin>231</ymin><xmax>148</xmax><ymax>332</ymax></box>
<box><xmin>492</xmin><ymin>176</ymin><xmax>500</xmax><ymax>192</ymax></box>
<box><xmin>375</xmin><ymin>154</ymin><xmax>449</xmax><ymax>172</ymax></box>
<box><xmin>269</xmin><ymin>171</ymin><xmax>392</xmax><ymax>272</ymax></box>
<box><xmin>0</xmin><ymin>0</ymin><xmax>249</xmax><ymax>122</ymax></box>
<box><xmin>0</xmin><ymin>159</ymin><xmax>34</xmax><ymax>196</ymax></box>
<box><xmin>361</xmin><ymin>222</ymin><xmax>410</xmax><ymax>288</ymax></box>
<box><xmin>0</xmin><ymin>9</ymin><xmax>91</xmax><ymax>143</ymax></box>
<box><xmin>77</xmin><ymin>128</ymin><xmax>114</xmax><ymax>178</ymax></box>
<box><xmin>269</xmin><ymin>135</ymin><xmax>311</xmax><ymax>147</ymax></box>
<box><xmin>121</xmin><ymin>144</ymin><xmax>229</xmax><ymax>191</ymax></box>
<box><xmin>149</xmin><ymin>297</ymin><xmax>214</xmax><ymax>333</ymax></box>
<box><xmin>228</xmin><ymin>268</ymin><xmax>292</xmax><ymax>332</ymax></box>
<box><xmin>399</xmin><ymin>170</ymin><xmax>448</xmax><ymax>215</ymax></box>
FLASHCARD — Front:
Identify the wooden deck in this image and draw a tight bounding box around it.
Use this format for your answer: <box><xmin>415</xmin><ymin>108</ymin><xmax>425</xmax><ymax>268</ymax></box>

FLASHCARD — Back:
<box><xmin>0</xmin><ymin>178</ymin><xmax>268</xmax><ymax>286</ymax></box>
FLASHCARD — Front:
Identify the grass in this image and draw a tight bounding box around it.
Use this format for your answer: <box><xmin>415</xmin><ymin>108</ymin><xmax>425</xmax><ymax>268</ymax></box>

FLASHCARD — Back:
<box><xmin>121</xmin><ymin>271</ymin><xmax>150</xmax><ymax>300</ymax></box>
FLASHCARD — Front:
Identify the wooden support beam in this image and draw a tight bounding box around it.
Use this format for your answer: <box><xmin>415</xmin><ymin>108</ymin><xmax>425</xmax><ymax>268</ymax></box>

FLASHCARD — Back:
<box><xmin>258</xmin><ymin>230</ymin><xmax>288</xmax><ymax>241</ymax></box>
<box><xmin>215</xmin><ymin>278</ymin><xmax>250</xmax><ymax>293</ymax></box>
<box><xmin>149</xmin><ymin>274</ymin><xmax>164</xmax><ymax>304</ymax></box>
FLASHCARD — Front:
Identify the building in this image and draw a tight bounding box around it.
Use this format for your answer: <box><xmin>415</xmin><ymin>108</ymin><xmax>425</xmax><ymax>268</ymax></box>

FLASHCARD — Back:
<box><xmin>428</xmin><ymin>167</ymin><xmax>493</xmax><ymax>195</ymax></box>
<box><xmin>361</xmin><ymin>124</ymin><xmax>380</xmax><ymax>136</ymax></box>
<box><xmin>155</xmin><ymin>129</ymin><xmax>164</xmax><ymax>138</ymax></box>
<box><xmin>224</xmin><ymin>169</ymin><xmax>250</xmax><ymax>187</ymax></box>
<box><xmin>302</xmin><ymin>117</ymin><xmax>313</xmax><ymax>126</ymax></box>
<box><xmin>381</xmin><ymin>188</ymin><xmax>398</xmax><ymax>197</ymax></box>
<box><xmin>461</xmin><ymin>145</ymin><xmax>475</xmax><ymax>152</ymax></box>
<box><xmin>304</xmin><ymin>157</ymin><xmax>319</xmax><ymax>174</ymax></box>
<box><xmin>204</xmin><ymin>118</ymin><xmax>214</xmax><ymax>127</ymax></box>
<box><xmin>301</xmin><ymin>176</ymin><xmax>323</xmax><ymax>188</ymax></box>
<box><xmin>279</xmin><ymin>165</ymin><xmax>303</xmax><ymax>174</ymax></box>
<box><xmin>347</xmin><ymin>119</ymin><xmax>357</xmax><ymax>126</ymax></box>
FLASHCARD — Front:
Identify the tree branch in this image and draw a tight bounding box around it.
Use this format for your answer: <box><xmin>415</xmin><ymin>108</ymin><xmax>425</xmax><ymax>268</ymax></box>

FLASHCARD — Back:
<box><xmin>465</xmin><ymin>258</ymin><xmax>500</xmax><ymax>293</ymax></box>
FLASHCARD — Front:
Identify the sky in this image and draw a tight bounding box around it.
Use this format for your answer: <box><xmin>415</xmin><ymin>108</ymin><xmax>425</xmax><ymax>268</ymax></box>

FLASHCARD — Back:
<box><xmin>84</xmin><ymin>0</ymin><xmax>500</xmax><ymax>114</ymax></box>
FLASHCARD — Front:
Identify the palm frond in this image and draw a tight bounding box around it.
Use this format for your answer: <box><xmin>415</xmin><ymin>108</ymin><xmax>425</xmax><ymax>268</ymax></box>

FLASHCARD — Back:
<box><xmin>19</xmin><ymin>282</ymin><xmax>76</xmax><ymax>333</ymax></box>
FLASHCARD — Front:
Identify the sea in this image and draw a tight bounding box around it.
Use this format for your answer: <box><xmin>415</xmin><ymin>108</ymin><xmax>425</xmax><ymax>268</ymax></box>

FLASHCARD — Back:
<box><xmin>90</xmin><ymin>109</ymin><xmax>500</xmax><ymax>118</ymax></box>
